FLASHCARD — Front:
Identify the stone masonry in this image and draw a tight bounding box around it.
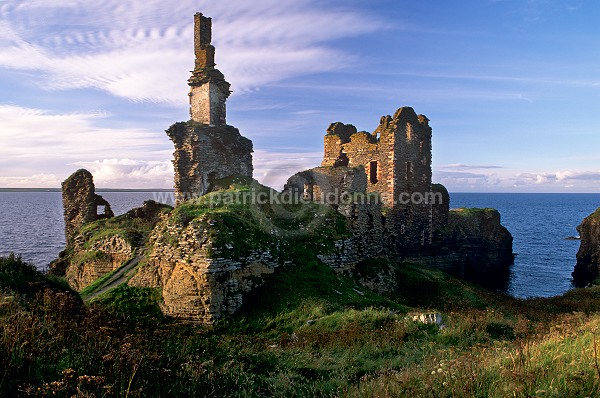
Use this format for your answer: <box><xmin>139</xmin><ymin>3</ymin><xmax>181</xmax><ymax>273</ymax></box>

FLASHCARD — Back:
<box><xmin>61</xmin><ymin>169</ymin><xmax>114</xmax><ymax>246</ymax></box>
<box><xmin>313</xmin><ymin>107</ymin><xmax>434</xmax><ymax>253</ymax></box>
<box><xmin>188</xmin><ymin>13</ymin><xmax>230</xmax><ymax>126</ymax></box>
<box><xmin>168</xmin><ymin>13</ymin><xmax>253</xmax><ymax>205</ymax></box>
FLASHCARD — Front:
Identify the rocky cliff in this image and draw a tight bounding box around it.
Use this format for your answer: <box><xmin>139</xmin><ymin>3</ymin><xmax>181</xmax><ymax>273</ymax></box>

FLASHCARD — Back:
<box><xmin>428</xmin><ymin>208</ymin><xmax>514</xmax><ymax>290</ymax></box>
<box><xmin>574</xmin><ymin>208</ymin><xmax>600</xmax><ymax>286</ymax></box>
<box><xmin>127</xmin><ymin>178</ymin><xmax>351</xmax><ymax>323</ymax></box>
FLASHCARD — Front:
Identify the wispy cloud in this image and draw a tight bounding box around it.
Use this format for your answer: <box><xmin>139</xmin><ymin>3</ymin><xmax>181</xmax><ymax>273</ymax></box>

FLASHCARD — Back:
<box><xmin>0</xmin><ymin>173</ymin><xmax>61</xmax><ymax>188</ymax></box>
<box><xmin>439</xmin><ymin>163</ymin><xmax>504</xmax><ymax>170</ymax></box>
<box><xmin>435</xmin><ymin>165</ymin><xmax>600</xmax><ymax>192</ymax></box>
<box><xmin>0</xmin><ymin>104</ymin><xmax>170</xmax><ymax>185</ymax></box>
<box><xmin>0</xmin><ymin>105</ymin><xmax>168</xmax><ymax>160</ymax></box>
<box><xmin>0</xmin><ymin>0</ymin><xmax>383</xmax><ymax>105</ymax></box>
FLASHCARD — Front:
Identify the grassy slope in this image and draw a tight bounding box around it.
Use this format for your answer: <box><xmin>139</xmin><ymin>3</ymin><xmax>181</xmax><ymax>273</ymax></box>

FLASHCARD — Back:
<box><xmin>5</xmin><ymin>251</ymin><xmax>600</xmax><ymax>397</ymax></box>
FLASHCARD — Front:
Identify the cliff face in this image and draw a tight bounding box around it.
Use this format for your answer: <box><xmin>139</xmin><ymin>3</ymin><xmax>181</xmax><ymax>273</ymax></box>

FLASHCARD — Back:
<box><xmin>428</xmin><ymin>208</ymin><xmax>514</xmax><ymax>289</ymax></box>
<box><xmin>129</xmin><ymin>211</ymin><xmax>281</xmax><ymax>323</ymax></box>
<box><xmin>128</xmin><ymin>179</ymin><xmax>352</xmax><ymax>323</ymax></box>
<box><xmin>574</xmin><ymin>208</ymin><xmax>600</xmax><ymax>286</ymax></box>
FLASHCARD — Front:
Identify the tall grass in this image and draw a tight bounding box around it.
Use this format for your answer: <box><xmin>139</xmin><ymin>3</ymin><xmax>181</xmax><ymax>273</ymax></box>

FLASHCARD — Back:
<box><xmin>3</xmin><ymin>253</ymin><xmax>600</xmax><ymax>397</ymax></box>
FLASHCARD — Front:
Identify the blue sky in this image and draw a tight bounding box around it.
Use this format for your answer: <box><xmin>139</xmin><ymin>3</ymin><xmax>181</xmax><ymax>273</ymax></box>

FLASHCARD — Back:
<box><xmin>0</xmin><ymin>0</ymin><xmax>599</xmax><ymax>192</ymax></box>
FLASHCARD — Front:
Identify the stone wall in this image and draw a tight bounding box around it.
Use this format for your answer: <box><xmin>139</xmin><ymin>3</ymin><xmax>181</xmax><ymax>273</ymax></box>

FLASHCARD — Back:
<box><xmin>61</xmin><ymin>169</ymin><xmax>114</xmax><ymax>246</ymax></box>
<box><xmin>167</xmin><ymin>122</ymin><xmax>253</xmax><ymax>205</ymax></box>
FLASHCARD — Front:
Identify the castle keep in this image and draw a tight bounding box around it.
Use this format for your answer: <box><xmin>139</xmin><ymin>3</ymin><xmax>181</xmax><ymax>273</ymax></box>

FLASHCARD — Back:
<box><xmin>167</xmin><ymin>13</ymin><xmax>253</xmax><ymax>205</ymax></box>
<box><xmin>286</xmin><ymin>107</ymin><xmax>437</xmax><ymax>254</ymax></box>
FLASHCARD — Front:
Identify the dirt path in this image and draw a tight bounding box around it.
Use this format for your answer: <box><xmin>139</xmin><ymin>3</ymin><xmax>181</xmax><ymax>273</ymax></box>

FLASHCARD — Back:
<box><xmin>85</xmin><ymin>255</ymin><xmax>143</xmax><ymax>302</ymax></box>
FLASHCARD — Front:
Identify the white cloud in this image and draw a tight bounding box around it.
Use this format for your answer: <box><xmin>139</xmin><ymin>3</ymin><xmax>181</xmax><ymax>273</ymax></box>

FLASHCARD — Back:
<box><xmin>0</xmin><ymin>104</ymin><xmax>169</xmax><ymax>161</ymax></box>
<box><xmin>0</xmin><ymin>0</ymin><xmax>383</xmax><ymax>105</ymax></box>
<box><xmin>0</xmin><ymin>104</ymin><xmax>171</xmax><ymax>187</ymax></box>
<box><xmin>0</xmin><ymin>173</ymin><xmax>61</xmax><ymax>188</ymax></box>
<box><xmin>253</xmin><ymin>149</ymin><xmax>322</xmax><ymax>190</ymax></box>
<box><xmin>74</xmin><ymin>158</ymin><xmax>173</xmax><ymax>188</ymax></box>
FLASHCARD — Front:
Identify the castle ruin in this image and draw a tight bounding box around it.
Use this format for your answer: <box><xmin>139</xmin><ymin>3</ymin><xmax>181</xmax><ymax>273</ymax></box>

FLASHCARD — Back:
<box><xmin>167</xmin><ymin>13</ymin><xmax>253</xmax><ymax>205</ymax></box>
<box><xmin>56</xmin><ymin>12</ymin><xmax>513</xmax><ymax>324</ymax></box>
<box><xmin>62</xmin><ymin>169</ymin><xmax>114</xmax><ymax>246</ymax></box>
<box><xmin>286</xmin><ymin>107</ymin><xmax>442</xmax><ymax>255</ymax></box>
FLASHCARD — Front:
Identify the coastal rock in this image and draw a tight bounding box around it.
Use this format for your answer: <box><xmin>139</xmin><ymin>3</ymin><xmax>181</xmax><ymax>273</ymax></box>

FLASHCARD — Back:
<box><xmin>128</xmin><ymin>207</ymin><xmax>282</xmax><ymax>323</ymax></box>
<box><xmin>574</xmin><ymin>208</ymin><xmax>600</xmax><ymax>286</ymax></box>
<box><xmin>66</xmin><ymin>236</ymin><xmax>133</xmax><ymax>291</ymax></box>
<box><xmin>427</xmin><ymin>208</ymin><xmax>514</xmax><ymax>289</ymax></box>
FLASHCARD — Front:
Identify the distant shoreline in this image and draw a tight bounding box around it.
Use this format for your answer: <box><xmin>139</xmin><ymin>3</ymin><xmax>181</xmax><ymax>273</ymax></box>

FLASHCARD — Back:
<box><xmin>0</xmin><ymin>188</ymin><xmax>174</xmax><ymax>192</ymax></box>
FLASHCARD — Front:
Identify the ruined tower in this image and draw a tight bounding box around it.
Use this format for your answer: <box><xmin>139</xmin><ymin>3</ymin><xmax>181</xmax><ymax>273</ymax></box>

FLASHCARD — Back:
<box><xmin>188</xmin><ymin>13</ymin><xmax>230</xmax><ymax>126</ymax></box>
<box><xmin>167</xmin><ymin>13</ymin><xmax>253</xmax><ymax>205</ymax></box>
<box><xmin>320</xmin><ymin>107</ymin><xmax>434</xmax><ymax>250</ymax></box>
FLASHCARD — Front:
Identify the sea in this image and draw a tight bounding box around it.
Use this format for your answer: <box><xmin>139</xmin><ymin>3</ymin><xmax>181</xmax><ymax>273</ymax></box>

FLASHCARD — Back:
<box><xmin>1</xmin><ymin>191</ymin><xmax>599</xmax><ymax>299</ymax></box>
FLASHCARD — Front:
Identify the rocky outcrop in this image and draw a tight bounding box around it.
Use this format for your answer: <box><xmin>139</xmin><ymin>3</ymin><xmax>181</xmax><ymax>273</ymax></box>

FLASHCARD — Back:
<box><xmin>61</xmin><ymin>169</ymin><xmax>113</xmax><ymax>246</ymax></box>
<box><xmin>66</xmin><ymin>236</ymin><xmax>133</xmax><ymax>291</ymax></box>
<box><xmin>129</xmin><ymin>213</ymin><xmax>281</xmax><ymax>323</ymax></box>
<box><xmin>573</xmin><ymin>208</ymin><xmax>600</xmax><ymax>286</ymax></box>
<box><xmin>427</xmin><ymin>208</ymin><xmax>514</xmax><ymax>289</ymax></box>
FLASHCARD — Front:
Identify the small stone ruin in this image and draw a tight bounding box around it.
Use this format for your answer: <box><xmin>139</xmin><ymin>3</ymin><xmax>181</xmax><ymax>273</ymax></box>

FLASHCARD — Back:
<box><xmin>61</xmin><ymin>169</ymin><xmax>113</xmax><ymax>246</ymax></box>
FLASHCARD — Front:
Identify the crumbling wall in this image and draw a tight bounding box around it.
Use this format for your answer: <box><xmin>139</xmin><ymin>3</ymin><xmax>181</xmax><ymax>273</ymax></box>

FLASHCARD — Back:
<box><xmin>61</xmin><ymin>169</ymin><xmax>113</xmax><ymax>246</ymax></box>
<box><xmin>319</xmin><ymin>107</ymin><xmax>434</xmax><ymax>252</ymax></box>
<box><xmin>286</xmin><ymin>166</ymin><xmax>387</xmax><ymax>270</ymax></box>
<box><xmin>432</xmin><ymin>183</ymin><xmax>450</xmax><ymax>230</ymax></box>
<box><xmin>188</xmin><ymin>12</ymin><xmax>230</xmax><ymax>126</ymax></box>
<box><xmin>169</xmin><ymin>13</ymin><xmax>253</xmax><ymax>206</ymax></box>
<box><xmin>167</xmin><ymin>122</ymin><xmax>253</xmax><ymax>204</ymax></box>
<box><xmin>129</xmin><ymin>215</ymin><xmax>281</xmax><ymax>324</ymax></box>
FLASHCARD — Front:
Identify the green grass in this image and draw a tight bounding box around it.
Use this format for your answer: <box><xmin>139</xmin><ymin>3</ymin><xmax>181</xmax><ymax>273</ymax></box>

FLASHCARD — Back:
<box><xmin>4</xmin><ymin>252</ymin><xmax>600</xmax><ymax>397</ymax></box>
<box><xmin>78</xmin><ymin>256</ymin><xmax>134</xmax><ymax>299</ymax></box>
<box><xmin>164</xmin><ymin>178</ymin><xmax>349</xmax><ymax>262</ymax></box>
<box><xmin>91</xmin><ymin>284</ymin><xmax>164</xmax><ymax>324</ymax></box>
<box><xmin>77</xmin><ymin>201</ymin><xmax>172</xmax><ymax>249</ymax></box>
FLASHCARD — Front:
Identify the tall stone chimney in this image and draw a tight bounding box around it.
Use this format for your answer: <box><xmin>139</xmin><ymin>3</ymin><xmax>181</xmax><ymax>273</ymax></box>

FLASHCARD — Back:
<box><xmin>166</xmin><ymin>13</ymin><xmax>253</xmax><ymax>205</ymax></box>
<box><xmin>188</xmin><ymin>12</ymin><xmax>230</xmax><ymax>126</ymax></box>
